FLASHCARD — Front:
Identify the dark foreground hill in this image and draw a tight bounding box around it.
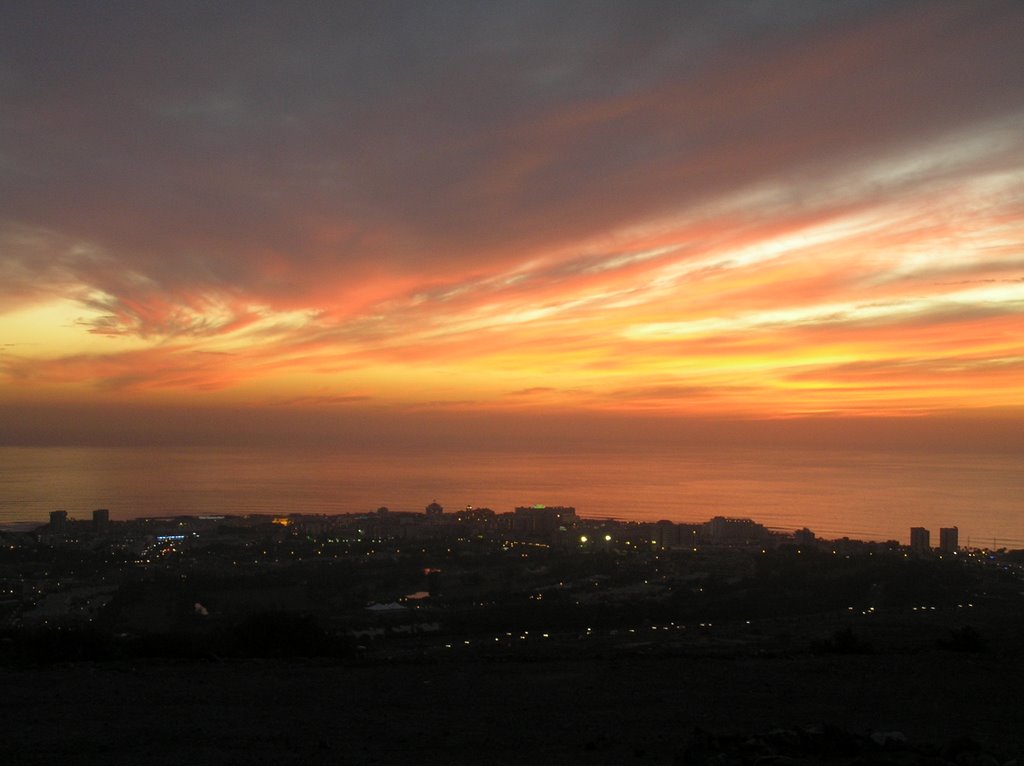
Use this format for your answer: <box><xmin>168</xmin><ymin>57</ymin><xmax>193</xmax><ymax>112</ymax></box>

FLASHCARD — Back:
<box><xmin>2</xmin><ymin>543</ymin><xmax>1021</xmax><ymax>763</ymax></box>
<box><xmin>2</xmin><ymin>611</ymin><xmax>1021</xmax><ymax>766</ymax></box>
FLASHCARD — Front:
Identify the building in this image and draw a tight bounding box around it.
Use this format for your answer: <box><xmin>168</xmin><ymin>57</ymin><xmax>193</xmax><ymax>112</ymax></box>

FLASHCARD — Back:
<box><xmin>425</xmin><ymin>501</ymin><xmax>444</xmax><ymax>519</ymax></box>
<box><xmin>513</xmin><ymin>505</ymin><xmax>576</xmax><ymax>536</ymax></box>
<box><xmin>653</xmin><ymin>520</ymin><xmax>681</xmax><ymax>547</ymax></box>
<box><xmin>454</xmin><ymin>506</ymin><xmax>495</xmax><ymax>524</ymax></box>
<box><xmin>651</xmin><ymin>520</ymin><xmax>699</xmax><ymax>548</ymax></box>
<box><xmin>939</xmin><ymin>526</ymin><xmax>959</xmax><ymax>553</ymax></box>
<box><xmin>909</xmin><ymin>527</ymin><xmax>930</xmax><ymax>554</ymax></box>
<box><xmin>93</xmin><ymin>508</ymin><xmax>110</xmax><ymax>534</ymax></box>
<box><xmin>49</xmin><ymin>510</ymin><xmax>68</xmax><ymax>534</ymax></box>
<box><xmin>702</xmin><ymin>516</ymin><xmax>767</xmax><ymax>545</ymax></box>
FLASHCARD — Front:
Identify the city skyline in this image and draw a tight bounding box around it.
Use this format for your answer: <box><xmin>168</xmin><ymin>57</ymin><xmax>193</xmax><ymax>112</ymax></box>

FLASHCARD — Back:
<box><xmin>2</xmin><ymin>2</ymin><xmax>1023</xmax><ymax>449</ymax></box>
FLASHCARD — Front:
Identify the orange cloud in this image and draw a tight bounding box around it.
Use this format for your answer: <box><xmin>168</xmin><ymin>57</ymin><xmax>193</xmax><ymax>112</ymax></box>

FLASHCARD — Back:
<box><xmin>1</xmin><ymin>2</ymin><xmax>1022</xmax><ymax>435</ymax></box>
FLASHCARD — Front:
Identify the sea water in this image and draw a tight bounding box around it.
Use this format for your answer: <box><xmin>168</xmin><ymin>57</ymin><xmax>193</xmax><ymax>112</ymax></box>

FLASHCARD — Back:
<box><xmin>0</xmin><ymin>444</ymin><xmax>1020</xmax><ymax>546</ymax></box>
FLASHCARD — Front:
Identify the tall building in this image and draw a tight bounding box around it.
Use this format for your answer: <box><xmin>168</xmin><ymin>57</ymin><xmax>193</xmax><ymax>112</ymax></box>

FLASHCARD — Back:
<box><xmin>49</xmin><ymin>509</ymin><xmax>68</xmax><ymax>534</ymax></box>
<box><xmin>910</xmin><ymin>527</ymin><xmax>930</xmax><ymax>554</ymax></box>
<box><xmin>653</xmin><ymin>520</ymin><xmax>681</xmax><ymax>547</ymax></box>
<box><xmin>93</xmin><ymin>508</ymin><xmax>110</xmax><ymax>534</ymax></box>
<box><xmin>939</xmin><ymin>526</ymin><xmax>959</xmax><ymax>553</ymax></box>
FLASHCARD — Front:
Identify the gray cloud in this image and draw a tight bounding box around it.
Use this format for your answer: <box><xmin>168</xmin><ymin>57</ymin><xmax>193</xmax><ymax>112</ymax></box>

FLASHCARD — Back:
<box><xmin>3</xmin><ymin>0</ymin><xmax>1022</xmax><ymax>323</ymax></box>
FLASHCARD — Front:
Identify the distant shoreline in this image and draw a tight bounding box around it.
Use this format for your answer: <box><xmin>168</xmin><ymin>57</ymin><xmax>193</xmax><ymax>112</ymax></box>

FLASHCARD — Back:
<box><xmin>3</xmin><ymin>512</ymin><xmax>1021</xmax><ymax>551</ymax></box>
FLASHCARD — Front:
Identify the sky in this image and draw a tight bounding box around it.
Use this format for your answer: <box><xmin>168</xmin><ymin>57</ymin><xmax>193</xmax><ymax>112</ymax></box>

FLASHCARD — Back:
<box><xmin>1</xmin><ymin>1</ymin><xmax>1023</xmax><ymax>450</ymax></box>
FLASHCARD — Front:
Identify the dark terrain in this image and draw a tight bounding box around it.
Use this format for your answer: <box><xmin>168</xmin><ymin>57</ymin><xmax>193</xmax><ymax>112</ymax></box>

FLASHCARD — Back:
<box><xmin>3</xmin><ymin>602</ymin><xmax>1022</xmax><ymax>765</ymax></box>
<box><xmin>2</xmin><ymin>523</ymin><xmax>1022</xmax><ymax>764</ymax></box>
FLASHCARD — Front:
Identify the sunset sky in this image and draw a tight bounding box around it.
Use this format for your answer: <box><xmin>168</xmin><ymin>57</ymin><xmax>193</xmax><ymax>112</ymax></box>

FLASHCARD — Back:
<box><xmin>2</xmin><ymin>1</ymin><xmax>1023</xmax><ymax>448</ymax></box>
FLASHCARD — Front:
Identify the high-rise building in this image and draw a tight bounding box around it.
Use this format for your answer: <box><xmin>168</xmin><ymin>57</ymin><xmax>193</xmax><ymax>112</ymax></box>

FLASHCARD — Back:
<box><xmin>910</xmin><ymin>526</ymin><xmax>930</xmax><ymax>553</ymax></box>
<box><xmin>939</xmin><ymin>526</ymin><xmax>959</xmax><ymax>553</ymax></box>
<box><xmin>653</xmin><ymin>519</ymin><xmax>681</xmax><ymax>547</ymax></box>
<box><xmin>49</xmin><ymin>509</ymin><xmax>68</xmax><ymax>533</ymax></box>
<box><xmin>93</xmin><ymin>508</ymin><xmax>110</xmax><ymax>534</ymax></box>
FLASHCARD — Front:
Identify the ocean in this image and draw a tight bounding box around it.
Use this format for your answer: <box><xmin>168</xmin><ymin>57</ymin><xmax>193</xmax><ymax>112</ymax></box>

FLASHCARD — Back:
<box><xmin>0</xmin><ymin>444</ymin><xmax>1020</xmax><ymax>547</ymax></box>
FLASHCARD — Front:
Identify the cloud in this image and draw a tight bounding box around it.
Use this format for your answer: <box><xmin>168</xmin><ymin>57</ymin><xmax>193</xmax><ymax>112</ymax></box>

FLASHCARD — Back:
<box><xmin>506</xmin><ymin>387</ymin><xmax>556</xmax><ymax>397</ymax></box>
<box><xmin>1</xmin><ymin>1</ymin><xmax>1022</xmax><ymax>426</ymax></box>
<box><xmin>4</xmin><ymin>3</ymin><xmax>1021</xmax><ymax>296</ymax></box>
<box><xmin>263</xmin><ymin>394</ymin><xmax>373</xmax><ymax>407</ymax></box>
<box><xmin>1</xmin><ymin>347</ymin><xmax>239</xmax><ymax>392</ymax></box>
